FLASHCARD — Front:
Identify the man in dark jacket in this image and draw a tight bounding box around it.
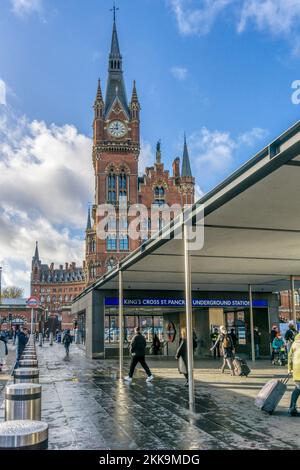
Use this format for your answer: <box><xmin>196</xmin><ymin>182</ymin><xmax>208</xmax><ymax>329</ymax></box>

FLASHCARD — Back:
<box><xmin>124</xmin><ymin>327</ymin><xmax>154</xmax><ymax>383</ymax></box>
<box><xmin>16</xmin><ymin>327</ymin><xmax>29</xmax><ymax>368</ymax></box>
<box><xmin>62</xmin><ymin>329</ymin><xmax>73</xmax><ymax>357</ymax></box>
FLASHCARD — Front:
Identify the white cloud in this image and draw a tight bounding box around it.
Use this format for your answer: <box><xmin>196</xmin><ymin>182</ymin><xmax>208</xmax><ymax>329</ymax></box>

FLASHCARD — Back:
<box><xmin>0</xmin><ymin>107</ymin><xmax>93</xmax><ymax>295</ymax></box>
<box><xmin>169</xmin><ymin>0</ymin><xmax>300</xmax><ymax>50</ymax></box>
<box><xmin>139</xmin><ymin>139</ymin><xmax>154</xmax><ymax>175</ymax></box>
<box><xmin>11</xmin><ymin>0</ymin><xmax>42</xmax><ymax>16</ymax></box>
<box><xmin>0</xmin><ymin>80</ymin><xmax>6</xmax><ymax>106</ymax></box>
<box><xmin>238</xmin><ymin>0</ymin><xmax>300</xmax><ymax>35</ymax></box>
<box><xmin>169</xmin><ymin>0</ymin><xmax>234</xmax><ymax>36</ymax></box>
<box><xmin>188</xmin><ymin>125</ymin><xmax>268</xmax><ymax>185</ymax></box>
<box><xmin>171</xmin><ymin>66</ymin><xmax>188</xmax><ymax>81</ymax></box>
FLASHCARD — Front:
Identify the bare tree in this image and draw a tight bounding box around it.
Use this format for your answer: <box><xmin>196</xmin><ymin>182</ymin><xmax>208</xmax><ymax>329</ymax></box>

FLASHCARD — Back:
<box><xmin>2</xmin><ymin>286</ymin><xmax>24</xmax><ymax>299</ymax></box>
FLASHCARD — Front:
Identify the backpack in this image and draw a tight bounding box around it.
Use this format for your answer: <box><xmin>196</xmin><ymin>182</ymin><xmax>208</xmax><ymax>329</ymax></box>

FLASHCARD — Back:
<box><xmin>223</xmin><ymin>335</ymin><xmax>231</xmax><ymax>349</ymax></box>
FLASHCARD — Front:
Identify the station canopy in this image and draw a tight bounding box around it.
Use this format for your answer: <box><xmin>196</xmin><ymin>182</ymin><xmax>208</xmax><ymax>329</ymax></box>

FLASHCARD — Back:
<box><xmin>79</xmin><ymin>121</ymin><xmax>300</xmax><ymax>297</ymax></box>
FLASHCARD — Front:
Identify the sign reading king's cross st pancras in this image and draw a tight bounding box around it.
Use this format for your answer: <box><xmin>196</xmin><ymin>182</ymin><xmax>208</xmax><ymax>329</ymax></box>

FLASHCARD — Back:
<box><xmin>26</xmin><ymin>296</ymin><xmax>40</xmax><ymax>309</ymax></box>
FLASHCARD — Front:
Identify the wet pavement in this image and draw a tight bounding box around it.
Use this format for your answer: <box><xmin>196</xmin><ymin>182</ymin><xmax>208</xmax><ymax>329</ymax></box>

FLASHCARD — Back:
<box><xmin>0</xmin><ymin>342</ymin><xmax>300</xmax><ymax>450</ymax></box>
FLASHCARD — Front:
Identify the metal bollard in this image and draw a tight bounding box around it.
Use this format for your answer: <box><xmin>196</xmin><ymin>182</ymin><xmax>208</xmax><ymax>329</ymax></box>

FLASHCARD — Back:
<box><xmin>5</xmin><ymin>383</ymin><xmax>42</xmax><ymax>421</ymax></box>
<box><xmin>49</xmin><ymin>332</ymin><xmax>54</xmax><ymax>346</ymax></box>
<box><xmin>14</xmin><ymin>368</ymin><xmax>39</xmax><ymax>384</ymax></box>
<box><xmin>18</xmin><ymin>359</ymin><xmax>38</xmax><ymax>368</ymax></box>
<box><xmin>0</xmin><ymin>421</ymin><xmax>48</xmax><ymax>450</ymax></box>
<box><xmin>39</xmin><ymin>333</ymin><xmax>43</xmax><ymax>347</ymax></box>
<box><xmin>21</xmin><ymin>354</ymin><xmax>37</xmax><ymax>360</ymax></box>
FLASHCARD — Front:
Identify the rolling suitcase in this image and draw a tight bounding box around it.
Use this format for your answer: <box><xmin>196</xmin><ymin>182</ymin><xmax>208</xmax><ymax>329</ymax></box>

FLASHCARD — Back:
<box><xmin>255</xmin><ymin>376</ymin><xmax>289</xmax><ymax>415</ymax></box>
<box><xmin>233</xmin><ymin>357</ymin><xmax>251</xmax><ymax>377</ymax></box>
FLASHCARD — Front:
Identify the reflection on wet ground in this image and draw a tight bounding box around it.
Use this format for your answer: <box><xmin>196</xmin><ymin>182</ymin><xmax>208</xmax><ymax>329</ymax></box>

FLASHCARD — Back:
<box><xmin>1</xmin><ymin>342</ymin><xmax>299</xmax><ymax>450</ymax></box>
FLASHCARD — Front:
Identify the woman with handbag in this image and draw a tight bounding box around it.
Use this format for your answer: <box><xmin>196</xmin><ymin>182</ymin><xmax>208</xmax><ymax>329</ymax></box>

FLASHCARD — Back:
<box><xmin>175</xmin><ymin>327</ymin><xmax>188</xmax><ymax>386</ymax></box>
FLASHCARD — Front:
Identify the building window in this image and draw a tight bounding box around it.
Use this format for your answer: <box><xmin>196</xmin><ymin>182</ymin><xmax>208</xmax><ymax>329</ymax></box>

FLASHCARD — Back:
<box><xmin>119</xmin><ymin>236</ymin><xmax>129</xmax><ymax>251</ymax></box>
<box><xmin>40</xmin><ymin>296</ymin><xmax>45</xmax><ymax>303</ymax></box>
<box><xmin>106</xmin><ymin>235</ymin><xmax>117</xmax><ymax>251</ymax></box>
<box><xmin>119</xmin><ymin>217</ymin><xmax>128</xmax><ymax>231</ymax></box>
<box><xmin>46</xmin><ymin>296</ymin><xmax>50</xmax><ymax>303</ymax></box>
<box><xmin>65</xmin><ymin>295</ymin><xmax>69</xmax><ymax>302</ymax></box>
<box><xmin>154</xmin><ymin>186</ymin><xmax>165</xmax><ymax>206</ymax></box>
<box><xmin>107</xmin><ymin>170</ymin><xmax>116</xmax><ymax>203</ymax></box>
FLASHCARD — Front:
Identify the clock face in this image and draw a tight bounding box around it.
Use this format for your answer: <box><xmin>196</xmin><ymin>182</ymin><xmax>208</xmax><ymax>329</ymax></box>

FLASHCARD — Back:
<box><xmin>108</xmin><ymin>120</ymin><xmax>127</xmax><ymax>138</ymax></box>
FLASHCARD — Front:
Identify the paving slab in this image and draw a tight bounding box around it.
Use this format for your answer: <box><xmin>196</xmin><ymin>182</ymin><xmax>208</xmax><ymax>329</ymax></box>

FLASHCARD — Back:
<box><xmin>1</xmin><ymin>341</ymin><xmax>299</xmax><ymax>450</ymax></box>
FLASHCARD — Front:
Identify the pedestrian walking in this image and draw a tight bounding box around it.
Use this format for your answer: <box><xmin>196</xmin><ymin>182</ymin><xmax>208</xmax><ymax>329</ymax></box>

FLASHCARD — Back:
<box><xmin>62</xmin><ymin>329</ymin><xmax>73</xmax><ymax>358</ymax></box>
<box><xmin>151</xmin><ymin>334</ymin><xmax>161</xmax><ymax>355</ymax></box>
<box><xmin>175</xmin><ymin>327</ymin><xmax>189</xmax><ymax>385</ymax></box>
<box><xmin>16</xmin><ymin>327</ymin><xmax>29</xmax><ymax>369</ymax></box>
<box><xmin>288</xmin><ymin>333</ymin><xmax>300</xmax><ymax>417</ymax></box>
<box><xmin>124</xmin><ymin>327</ymin><xmax>154</xmax><ymax>383</ymax></box>
<box><xmin>211</xmin><ymin>327</ymin><xmax>220</xmax><ymax>359</ymax></box>
<box><xmin>0</xmin><ymin>330</ymin><xmax>8</xmax><ymax>372</ymax></box>
<box><xmin>254</xmin><ymin>326</ymin><xmax>261</xmax><ymax>359</ymax></box>
<box><xmin>211</xmin><ymin>325</ymin><xmax>236</xmax><ymax>375</ymax></box>
<box><xmin>285</xmin><ymin>321</ymin><xmax>297</xmax><ymax>354</ymax></box>
<box><xmin>229</xmin><ymin>328</ymin><xmax>238</xmax><ymax>350</ymax></box>
<box><xmin>193</xmin><ymin>329</ymin><xmax>198</xmax><ymax>355</ymax></box>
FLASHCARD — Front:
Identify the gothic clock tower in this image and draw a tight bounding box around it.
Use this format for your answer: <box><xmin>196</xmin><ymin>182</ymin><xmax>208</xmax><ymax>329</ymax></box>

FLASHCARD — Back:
<box><xmin>86</xmin><ymin>12</ymin><xmax>141</xmax><ymax>283</ymax></box>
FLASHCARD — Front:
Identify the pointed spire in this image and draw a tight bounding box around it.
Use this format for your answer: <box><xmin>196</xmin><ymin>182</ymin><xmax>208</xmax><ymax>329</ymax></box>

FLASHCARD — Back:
<box><xmin>95</xmin><ymin>79</ymin><xmax>104</xmax><ymax>103</ymax></box>
<box><xmin>156</xmin><ymin>140</ymin><xmax>161</xmax><ymax>164</ymax></box>
<box><xmin>33</xmin><ymin>241</ymin><xmax>39</xmax><ymax>262</ymax></box>
<box><xmin>131</xmin><ymin>80</ymin><xmax>139</xmax><ymax>103</ymax></box>
<box><xmin>181</xmin><ymin>134</ymin><xmax>193</xmax><ymax>177</ymax></box>
<box><xmin>86</xmin><ymin>207</ymin><xmax>92</xmax><ymax>231</ymax></box>
<box><xmin>110</xmin><ymin>16</ymin><xmax>121</xmax><ymax>57</ymax></box>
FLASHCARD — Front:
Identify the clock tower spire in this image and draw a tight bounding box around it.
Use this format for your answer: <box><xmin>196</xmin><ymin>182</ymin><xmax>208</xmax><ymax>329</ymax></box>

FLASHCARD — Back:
<box><xmin>87</xmin><ymin>11</ymin><xmax>141</xmax><ymax>284</ymax></box>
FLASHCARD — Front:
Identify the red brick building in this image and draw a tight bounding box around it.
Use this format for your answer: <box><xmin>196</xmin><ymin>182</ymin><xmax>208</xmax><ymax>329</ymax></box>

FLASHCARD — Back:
<box><xmin>85</xmin><ymin>16</ymin><xmax>195</xmax><ymax>284</ymax></box>
<box><xmin>279</xmin><ymin>290</ymin><xmax>300</xmax><ymax>323</ymax></box>
<box><xmin>31</xmin><ymin>242</ymin><xmax>86</xmax><ymax>329</ymax></box>
<box><xmin>0</xmin><ymin>298</ymin><xmax>43</xmax><ymax>331</ymax></box>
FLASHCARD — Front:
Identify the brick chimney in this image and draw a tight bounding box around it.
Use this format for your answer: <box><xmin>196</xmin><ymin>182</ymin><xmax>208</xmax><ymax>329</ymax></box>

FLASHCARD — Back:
<box><xmin>50</xmin><ymin>263</ymin><xmax>54</xmax><ymax>271</ymax></box>
<box><xmin>65</xmin><ymin>263</ymin><xmax>69</xmax><ymax>271</ymax></box>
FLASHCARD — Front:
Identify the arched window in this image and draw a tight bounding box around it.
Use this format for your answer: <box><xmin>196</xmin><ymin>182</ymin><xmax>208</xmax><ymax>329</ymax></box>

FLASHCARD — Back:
<box><xmin>46</xmin><ymin>296</ymin><xmax>51</xmax><ymax>303</ymax></box>
<box><xmin>119</xmin><ymin>169</ymin><xmax>127</xmax><ymax>203</ymax></box>
<box><xmin>154</xmin><ymin>186</ymin><xmax>165</xmax><ymax>206</ymax></box>
<box><xmin>107</xmin><ymin>170</ymin><xmax>116</xmax><ymax>203</ymax></box>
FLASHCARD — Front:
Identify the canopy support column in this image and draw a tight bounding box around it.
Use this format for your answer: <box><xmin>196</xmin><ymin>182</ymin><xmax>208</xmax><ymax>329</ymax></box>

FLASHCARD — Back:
<box><xmin>184</xmin><ymin>224</ymin><xmax>194</xmax><ymax>410</ymax></box>
<box><xmin>119</xmin><ymin>267</ymin><xmax>124</xmax><ymax>379</ymax></box>
<box><xmin>249</xmin><ymin>284</ymin><xmax>255</xmax><ymax>363</ymax></box>
<box><xmin>290</xmin><ymin>275</ymin><xmax>297</xmax><ymax>326</ymax></box>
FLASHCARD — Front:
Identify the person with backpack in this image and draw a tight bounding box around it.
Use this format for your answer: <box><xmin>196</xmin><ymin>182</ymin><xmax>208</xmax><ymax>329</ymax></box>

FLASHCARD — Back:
<box><xmin>62</xmin><ymin>329</ymin><xmax>73</xmax><ymax>358</ymax></box>
<box><xmin>124</xmin><ymin>327</ymin><xmax>154</xmax><ymax>383</ymax></box>
<box><xmin>285</xmin><ymin>322</ymin><xmax>297</xmax><ymax>354</ymax></box>
<box><xmin>211</xmin><ymin>325</ymin><xmax>236</xmax><ymax>375</ymax></box>
<box><xmin>288</xmin><ymin>333</ymin><xmax>300</xmax><ymax>417</ymax></box>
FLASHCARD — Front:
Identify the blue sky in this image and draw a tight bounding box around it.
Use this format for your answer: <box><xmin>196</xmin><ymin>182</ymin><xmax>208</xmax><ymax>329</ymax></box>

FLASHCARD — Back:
<box><xmin>1</xmin><ymin>0</ymin><xmax>300</xmax><ymax>294</ymax></box>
